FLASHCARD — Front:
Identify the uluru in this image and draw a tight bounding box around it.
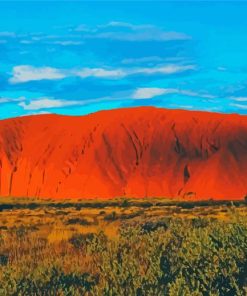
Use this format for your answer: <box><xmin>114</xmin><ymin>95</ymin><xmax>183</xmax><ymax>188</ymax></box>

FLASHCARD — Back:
<box><xmin>0</xmin><ymin>106</ymin><xmax>247</xmax><ymax>200</ymax></box>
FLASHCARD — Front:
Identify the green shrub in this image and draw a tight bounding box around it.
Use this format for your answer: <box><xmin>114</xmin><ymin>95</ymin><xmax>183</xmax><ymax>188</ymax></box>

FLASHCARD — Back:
<box><xmin>104</xmin><ymin>211</ymin><xmax>117</xmax><ymax>221</ymax></box>
<box><xmin>14</xmin><ymin>267</ymin><xmax>98</xmax><ymax>296</ymax></box>
<box><xmin>0</xmin><ymin>254</ymin><xmax>8</xmax><ymax>266</ymax></box>
<box><xmin>0</xmin><ymin>208</ymin><xmax>246</xmax><ymax>295</ymax></box>
<box><xmin>69</xmin><ymin>233</ymin><xmax>95</xmax><ymax>249</ymax></box>
<box><xmin>66</xmin><ymin>218</ymin><xmax>93</xmax><ymax>226</ymax></box>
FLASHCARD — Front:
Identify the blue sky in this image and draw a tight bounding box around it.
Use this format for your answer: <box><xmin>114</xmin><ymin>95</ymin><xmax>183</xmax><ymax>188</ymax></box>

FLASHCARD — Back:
<box><xmin>0</xmin><ymin>1</ymin><xmax>247</xmax><ymax>119</ymax></box>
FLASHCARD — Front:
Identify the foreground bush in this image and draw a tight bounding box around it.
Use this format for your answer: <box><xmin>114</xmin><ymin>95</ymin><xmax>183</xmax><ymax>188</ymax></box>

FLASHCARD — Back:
<box><xmin>0</xmin><ymin>211</ymin><xmax>246</xmax><ymax>295</ymax></box>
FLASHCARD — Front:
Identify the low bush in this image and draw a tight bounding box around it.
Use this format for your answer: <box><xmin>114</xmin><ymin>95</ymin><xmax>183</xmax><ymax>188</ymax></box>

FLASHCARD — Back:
<box><xmin>103</xmin><ymin>211</ymin><xmax>117</xmax><ymax>221</ymax></box>
<box><xmin>0</xmin><ymin>206</ymin><xmax>246</xmax><ymax>295</ymax></box>
<box><xmin>66</xmin><ymin>218</ymin><xmax>94</xmax><ymax>226</ymax></box>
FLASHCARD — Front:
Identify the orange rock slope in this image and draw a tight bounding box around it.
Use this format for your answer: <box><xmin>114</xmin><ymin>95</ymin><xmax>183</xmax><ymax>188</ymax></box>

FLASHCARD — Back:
<box><xmin>0</xmin><ymin>107</ymin><xmax>247</xmax><ymax>200</ymax></box>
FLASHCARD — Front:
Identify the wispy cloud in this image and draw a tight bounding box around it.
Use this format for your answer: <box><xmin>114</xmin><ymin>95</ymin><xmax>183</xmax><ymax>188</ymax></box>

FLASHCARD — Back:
<box><xmin>20</xmin><ymin>40</ymin><xmax>33</xmax><ymax>44</ymax></box>
<box><xmin>10</xmin><ymin>64</ymin><xmax>195</xmax><ymax>83</ymax></box>
<box><xmin>0</xmin><ymin>31</ymin><xmax>16</xmax><ymax>37</ymax></box>
<box><xmin>230</xmin><ymin>96</ymin><xmax>247</xmax><ymax>102</ymax></box>
<box><xmin>2</xmin><ymin>21</ymin><xmax>189</xmax><ymax>46</ymax></box>
<box><xmin>86</xmin><ymin>31</ymin><xmax>189</xmax><ymax>42</ymax></box>
<box><xmin>0</xmin><ymin>96</ymin><xmax>25</xmax><ymax>104</ymax></box>
<box><xmin>229</xmin><ymin>97</ymin><xmax>247</xmax><ymax>109</ymax></box>
<box><xmin>19</xmin><ymin>36</ymin><xmax>84</xmax><ymax>46</ymax></box>
<box><xmin>16</xmin><ymin>86</ymin><xmax>217</xmax><ymax>113</ymax></box>
<box><xmin>19</xmin><ymin>98</ymin><xmax>80</xmax><ymax>110</ymax></box>
<box><xmin>121</xmin><ymin>56</ymin><xmax>185</xmax><ymax>65</ymax></box>
<box><xmin>178</xmin><ymin>90</ymin><xmax>215</xmax><ymax>99</ymax></box>
<box><xmin>133</xmin><ymin>88</ymin><xmax>176</xmax><ymax>99</ymax></box>
<box><xmin>85</xmin><ymin>32</ymin><xmax>190</xmax><ymax>42</ymax></box>
<box><xmin>52</xmin><ymin>40</ymin><xmax>84</xmax><ymax>46</ymax></box>
<box><xmin>75</xmin><ymin>68</ymin><xmax>126</xmax><ymax>79</ymax></box>
<box><xmin>74</xmin><ymin>21</ymin><xmax>155</xmax><ymax>33</ymax></box>
<box><xmin>217</xmin><ymin>66</ymin><xmax>227</xmax><ymax>72</ymax></box>
<box><xmin>230</xmin><ymin>103</ymin><xmax>247</xmax><ymax>110</ymax></box>
<box><xmin>74</xmin><ymin>21</ymin><xmax>191</xmax><ymax>42</ymax></box>
<box><xmin>18</xmin><ymin>95</ymin><xmax>114</xmax><ymax>111</ymax></box>
<box><xmin>132</xmin><ymin>65</ymin><xmax>195</xmax><ymax>75</ymax></box>
<box><xmin>132</xmin><ymin>87</ymin><xmax>216</xmax><ymax>100</ymax></box>
<box><xmin>5</xmin><ymin>21</ymin><xmax>190</xmax><ymax>47</ymax></box>
<box><xmin>10</xmin><ymin>66</ymin><xmax>67</xmax><ymax>84</ymax></box>
<box><xmin>99</xmin><ymin>21</ymin><xmax>155</xmax><ymax>31</ymax></box>
<box><xmin>73</xmin><ymin>24</ymin><xmax>96</xmax><ymax>33</ymax></box>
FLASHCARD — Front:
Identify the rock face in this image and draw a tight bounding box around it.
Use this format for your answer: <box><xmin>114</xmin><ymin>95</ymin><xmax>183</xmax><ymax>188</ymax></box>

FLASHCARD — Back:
<box><xmin>1</xmin><ymin>107</ymin><xmax>247</xmax><ymax>200</ymax></box>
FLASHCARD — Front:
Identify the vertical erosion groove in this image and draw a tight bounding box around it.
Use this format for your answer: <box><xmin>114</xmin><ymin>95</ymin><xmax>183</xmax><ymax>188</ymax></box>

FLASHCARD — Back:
<box><xmin>183</xmin><ymin>164</ymin><xmax>190</xmax><ymax>184</ymax></box>
<box><xmin>121</xmin><ymin>124</ymin><xmax>142</xmax><ymax>166</ymax></box>
<box><xmin>102</xmin><ymin>133</ymin><xmax>125</xmax><ymax>182</ymax></box>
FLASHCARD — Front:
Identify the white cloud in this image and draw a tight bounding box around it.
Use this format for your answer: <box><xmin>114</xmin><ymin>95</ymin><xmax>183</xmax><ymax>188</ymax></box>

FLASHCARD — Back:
<box><xmin>19</xmin><ymin>98</ymin><xmax>80</xmax><ymax>110</ymax></box>
<box><xmin>133</xmin><ymin>64</ymin><xmax>195</xmax><ymax>75</ymax></box>
<box><xmin>230</xmin><ymin>98</ymin><xmax>247</xmax><ymax>110</ymax></box>
<box><xmin>133</xmin><ymin>88</ymin><xmax>176</xmax><ymax>99</ymax></box>
<box><xmin>52</xmin><ymin>40</ymin><xmax>84</xmax><ymax>46</ymax></box>
<box><xmin>74</xmin><ymin>21</ymin><xmax>154</xmax><ymax>33</ymax></box>
<box><xmin>230</xmin><ymin>97</ymin><xmax>247</xmax><ymax>102</ymax></box>
<box><xmin>121</xmin><ymin>56</ymin><xmax>188</xmax><ymax>66</ymax></box>
<box><xmin>85</xmin><ymin>31</ymin><xmax>189</xmax><ymax>42</ymax></box>
<box><xmin>9</xmin><ymin>63</ymin><xmax>195</xmax><ymax>84</ymax></box>
<box><xmin>132</xmin><ymin>87</ymin><xmax>216</xmax><ymax>100</ymax></box>
<box><xmin>230</xmin><ymin>103</ymin><xmax>247</xmax><ymax>110</ymax></box>
<box><xmin>73</xmin><ymin>24</ymin><xmax>95</xmax><ymax>32</ymax></box>
<box><xmin>9</xmin><ymin>87</ymin><xmax>218</xmax><ymax>113</ymax></box>
<box><xmin>10</xmin><ymin>65</ymin><xmax>67</xmax><ymax>84</ymax></box>
<box><xmin>178</xmin><ymin>90</ymin><xmax>215</xmax><ymax>99</ymax></box>
<box><xmin>37</xmin><ymin>111</ymin><xmax>52</xmax><ymax>114</ymax></box>
<box><xmin>77</xmin><ymin>64</ymin><xmax>195</xmax><ymax>79</ymax></box>
<box><xmin>76</xmin><ymin>68</ymin><xmax>126</xmax><ymax>78</ymax></box>
<box><xmin>18</xmin><ymin>96</ymin><xmax>112</xmax><ymax>111</ymax></box>
<box><xmin>99</xmin><ymin>21</ymin><xmax>154</xmax><ymax>31</ymax></box>
<box><xmin>122</xmin><ymin>56</ymin><xmax>165</xmax><ymax>64</ymax></box>
<box><xmin>75</xmin><ymin>21</ymin><xmax>190</xmax><ymax>42</ymax></box>
<box><xmin>25</xmin><ymin>110</ymin><xmax>53</xmax><ymax>116</ymax></box>
<box><xmin>0</xmin><ymin>96</ymin><xmax>25</xmax><ymax>104</ymax></box>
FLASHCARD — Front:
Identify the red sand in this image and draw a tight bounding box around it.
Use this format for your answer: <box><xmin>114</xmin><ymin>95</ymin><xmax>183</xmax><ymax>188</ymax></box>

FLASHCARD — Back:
<box><xmin>1</xmin><ymin>107</ymin><xmax>247</xmax><ymax>200</ymax></box>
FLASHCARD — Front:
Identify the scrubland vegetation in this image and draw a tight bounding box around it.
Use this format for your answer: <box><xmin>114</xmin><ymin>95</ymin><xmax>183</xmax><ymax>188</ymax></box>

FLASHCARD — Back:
<box><xmin>0</xmin><ymin>198</ymin><xmax>246</xmax><ymax>295</ymax></box>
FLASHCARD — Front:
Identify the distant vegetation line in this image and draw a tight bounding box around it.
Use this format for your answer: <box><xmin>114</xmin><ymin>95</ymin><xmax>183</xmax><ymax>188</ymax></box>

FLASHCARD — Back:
<box><xmin>0</xmin><ymin>198</ymin><xmax>246</xmax><ymax>212</ymax></box>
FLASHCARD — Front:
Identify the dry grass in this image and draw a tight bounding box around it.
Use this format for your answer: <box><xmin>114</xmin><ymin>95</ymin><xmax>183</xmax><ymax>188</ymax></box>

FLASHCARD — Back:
<box><xmin>0</xmin><ymin>198</ymin><xmax>246</xmax><ymax>243</ymax></box>
<box><xmin>0</xmin><ymin>198</ymin><xmax>246</xmax><ymax>295</ymax></box>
